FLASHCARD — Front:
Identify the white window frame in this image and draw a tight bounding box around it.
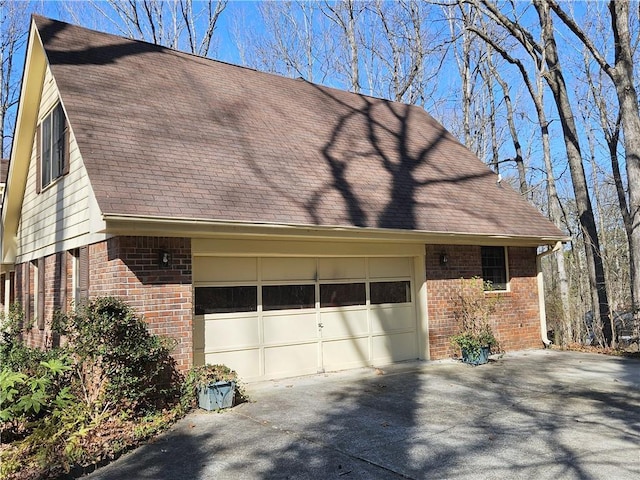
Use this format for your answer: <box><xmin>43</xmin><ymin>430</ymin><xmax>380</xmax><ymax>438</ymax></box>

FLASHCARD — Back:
<box><xmin>481</xmin><ymin>246</ymin><xmax>509</xmax><ymax>292</ymax></box>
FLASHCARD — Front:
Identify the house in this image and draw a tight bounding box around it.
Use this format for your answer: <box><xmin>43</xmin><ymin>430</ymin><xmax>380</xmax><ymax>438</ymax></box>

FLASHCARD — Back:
<box><xmin>1</xmin><ymin>15</ymin><xmax>567</xmax><ymax>381</ymax></box>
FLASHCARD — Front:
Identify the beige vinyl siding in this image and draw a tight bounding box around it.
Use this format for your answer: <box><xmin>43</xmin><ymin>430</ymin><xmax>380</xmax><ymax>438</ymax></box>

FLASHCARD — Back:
<box><xmin>17</xmin><ymin>67</ymin><xmax>105</xmax><ymax>262</ymax></box>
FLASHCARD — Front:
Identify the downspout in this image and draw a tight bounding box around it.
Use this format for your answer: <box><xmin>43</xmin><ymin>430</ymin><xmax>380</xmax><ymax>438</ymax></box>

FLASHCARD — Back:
<box><xmin>536</xmin><ymin>241</ymin><xmax>563</xmax><ymax>347</ymax></box>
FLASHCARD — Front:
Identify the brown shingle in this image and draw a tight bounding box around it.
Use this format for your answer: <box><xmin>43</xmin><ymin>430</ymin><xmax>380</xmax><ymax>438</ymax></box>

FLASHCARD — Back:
<box><xmin>33</xmin><ymin>15</ymin><xmax>564</xmax><ymax>240</ymax></box>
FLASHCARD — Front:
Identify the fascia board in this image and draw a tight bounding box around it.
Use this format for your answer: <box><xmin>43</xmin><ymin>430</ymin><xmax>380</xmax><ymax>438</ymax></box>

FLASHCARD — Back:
<box><xmin>102</xmin><ymin>214</ymin><xmax>570</xmax><ymax>248</ymax></box>
<box><xmin>2</xmin><ymin>19</ymin><xmax>47</xmax><ymax>264</ymax></box>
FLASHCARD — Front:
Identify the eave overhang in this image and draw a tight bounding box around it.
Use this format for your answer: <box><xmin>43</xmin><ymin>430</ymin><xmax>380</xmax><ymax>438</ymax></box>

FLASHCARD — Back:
<box><xmin>102</xmin><ymin>213</ymin><xmax>570</xmax><ymax>248</ymax></box>
<box><xmin>1</xmin><ymin>19</ymin><xmax>46</xmax><ymax>265</ymax></box>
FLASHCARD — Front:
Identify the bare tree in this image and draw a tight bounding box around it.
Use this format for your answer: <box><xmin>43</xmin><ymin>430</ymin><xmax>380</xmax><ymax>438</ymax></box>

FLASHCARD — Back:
<box><xmin>234</xmin><ymin>1</ymin><xmax>325</xmax><ymax>82</ymax></box>
<box><xmin>321</xmin><ymin>0</ymin><xmax>363</xmax><ymax>93</ymax></box>
<box><xmin>1</xmin><ymin>1</ymin><xmax>34</xmax><ymax>158</ymax></box>
<box><xmin>546</xmin><ymin>0</ymin><xmax>640</xmax><ymax>334</ymax></box>
<box><xmin>470</xmin><ymin>0</ymin><xmax>611</xmax><ymax>345</ymax></box>
<box><xmin>65</xmin><ymin>0</ymin><xmax>227</xmax><ymax>56</ymax></box>
<box><xmin>486</xmin><ymin>56</ymin><xmax>528</xmax><ymax>196</ymax></box>
<box><xmin>447</xmin><ymin>2</ymin><xmax>479</xmax><ymax>150</ymax></box>
<box><xmin>371</xmin><ymin>0</ymin><xmax>427</xmax><ymax>103</ymax></box>
<box><xmin>464</xmin><ymin>1</ymin><xmax>590</xmax><ymax>343</ymax></box>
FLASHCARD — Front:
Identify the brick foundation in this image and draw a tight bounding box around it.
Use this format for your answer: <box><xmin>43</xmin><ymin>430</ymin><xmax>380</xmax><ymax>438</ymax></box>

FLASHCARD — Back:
<box><xmin>426</xmin><ymin>245</ymin><xmax>541</xmax><ymax>360</ymax></box>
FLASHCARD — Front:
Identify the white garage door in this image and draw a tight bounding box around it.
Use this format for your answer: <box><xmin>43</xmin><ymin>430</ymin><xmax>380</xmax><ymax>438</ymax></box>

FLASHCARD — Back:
<box><xmin>193</xmin><ymin>256</ymin><xmax>418</xmax><ymax>380</ymax></box>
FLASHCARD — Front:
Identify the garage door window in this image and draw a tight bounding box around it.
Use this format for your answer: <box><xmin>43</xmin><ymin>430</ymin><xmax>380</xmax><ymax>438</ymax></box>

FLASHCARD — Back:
<box><xmin>370</xmin><ymin>281</ymin><xmax>411</xmax><ymax>304</ymax></box>
<box><xmin>195</xmin><ymin>286</ymin><xmax>257</xmax><ymax>314</ymax></box>
<box><xmin>320</xmin><ymin>283</ymin><xmax>366</xmax><ymax>307</ymax></box>
<box><xmin>263</xmin><ymin>284</ymin><xmax>315</xmax><ymax>311</ymax></box>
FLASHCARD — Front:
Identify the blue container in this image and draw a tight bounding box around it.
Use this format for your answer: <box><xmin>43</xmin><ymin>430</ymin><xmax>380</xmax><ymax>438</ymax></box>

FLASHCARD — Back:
<box><xmin>198</xmin><ymin>381</ymin><xmax>236</xmax><ymax>410</ymax></box>
<box><xmin>461</xmin><ymin>346</ymin><xmax>490</xmax><ymax>366</ymax></box>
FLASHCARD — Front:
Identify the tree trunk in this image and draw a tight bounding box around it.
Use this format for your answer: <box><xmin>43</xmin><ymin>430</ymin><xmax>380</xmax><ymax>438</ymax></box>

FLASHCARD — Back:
<box><xmin>541</xmin><ymin>115</ymin><xmax>571</xmax><ymax>343</ymax></box>
<box><xmin>492</xmin><ymin>64</ymin><xmax>527</xmax><ymax>195</ymax></box>
<box><xmin>608</xmin><ymin>1</ymin><xmax>640</xmax><ymax>317</ymax></box>
<box><xmin>466</xmin><ymin>3</ymin><xmax>572</xmax><ymax>340</ymax></box>
<box><xmin>533</xmin><ymin>0</ymin><xmax>611</xmax><ymax>345</ymax></box>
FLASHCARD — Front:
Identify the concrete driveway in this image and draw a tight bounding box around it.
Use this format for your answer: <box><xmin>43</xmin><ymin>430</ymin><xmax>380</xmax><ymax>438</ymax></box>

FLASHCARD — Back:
<box><xmin>84</xmin><ymin>350</ymin><xmax>640</xmax><ymax>479</ymax></box>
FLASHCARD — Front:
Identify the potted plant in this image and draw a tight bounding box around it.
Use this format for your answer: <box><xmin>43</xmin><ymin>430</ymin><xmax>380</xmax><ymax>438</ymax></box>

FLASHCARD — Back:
<box><xmin>450</xmin><ymin>278</ymin><xmax>501</xmax><ymax>365</ymax></box>
<box><xmin>185</xmin><ymin>364</ymin><xmax>240</xmax><ymax>411</ymax></box>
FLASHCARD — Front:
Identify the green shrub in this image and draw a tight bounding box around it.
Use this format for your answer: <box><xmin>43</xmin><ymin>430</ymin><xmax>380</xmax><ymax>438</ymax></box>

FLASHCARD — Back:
<box><xmin>53</xmin><ymin>296</ymin><xmax>180</xmax><ymax>413</ymax></box>
<box><xmin>1</xmin><ymin>356</ymin><xmax>74</xmax><ymax>445</ymax></box>
<box><xmin>1</xmin><ymin>297</ymin><xmax>185</xmax><ymax>479</ymax></box>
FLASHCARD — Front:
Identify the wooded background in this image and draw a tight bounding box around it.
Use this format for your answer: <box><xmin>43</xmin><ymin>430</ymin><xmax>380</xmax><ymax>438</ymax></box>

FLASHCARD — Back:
<box><xmin>3</xmin><ymin>0</ymin><xmax>639</xmax><ymax>347</ymax></box>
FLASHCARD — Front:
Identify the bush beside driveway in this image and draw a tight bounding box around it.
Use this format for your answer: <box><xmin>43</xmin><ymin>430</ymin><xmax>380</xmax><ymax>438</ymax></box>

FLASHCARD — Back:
<box><xmin>85</xmin><ymin>350</ymin><xmax>640</xmax><ymax>480</ymax></box>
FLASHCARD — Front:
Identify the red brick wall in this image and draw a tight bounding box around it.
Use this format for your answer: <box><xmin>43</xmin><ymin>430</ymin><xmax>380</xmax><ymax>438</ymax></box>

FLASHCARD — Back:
<box><xmin>89</xmin><ymin>237</ymin><xmax>193</xmax><ymax>370</ymax></box>
<box><xmin>426</xmin><ymin>245</ymin><xmax>541</xmax><ymax>359</ymax></box>
<box><xmin>16</xmin><ymin>237</ymin><xmax>193</xmax><ymax>371</ymax></box>
<box><xmin>18</xmin><ymin>252</ymin><xmax>77</xmax><ymax>349</ymax></box>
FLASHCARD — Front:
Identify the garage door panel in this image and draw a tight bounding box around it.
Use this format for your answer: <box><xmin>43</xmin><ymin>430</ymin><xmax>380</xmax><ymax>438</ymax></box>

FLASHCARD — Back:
<box><xmin>369</xmin><ymin>257</ymin><xmax>412</xmax><ymax>278</ymax></box>
<box><xmin>370</xmin><ymin>305</ymin><xmax>414</xmax><ymax>333</ymax></box>
<box><xmin>263</xmin><ymin>312</ymin><xmax>318</xmax><ymax>344</ymax></box>
<box><xmin>371</xmin><ymin>332</ymin><xmax>417</xmax><ymax>363</ymax></box>
<box><xmin>319</xmin><ymin>257</ymin><xmax>366</xmax><ymax>279</ymax></box>
<box><xmin>194</xmin><ymin>257</ymin><xmax>257</xmax><ymax>282</ymax></box>
<box><xmin>320</xmin><ymin>309</ymin><xmax>368</xmax><ymax>338</ymax></box>
<box><xmin>205</xmin><ymin>349</ymin><xmax>261</xmax><ymax>379</ymax></box>
<box><xmin>264</xmin><ymin>343</ymin><xmax>318</xmax><ymax>377</ymax></box>
<box><xmin>204</xmin><ymin>315</ymin><xmax>260</xmax><ymax>349</ymax></box>
<box><xmin>322</xmin><ymin>337</ymin><xmax>370</xmax><ymax>370</ymax></box>
<box><xmin>262</xmin><ymin>257</ymin><xmax>317</xmax><ymax>281</ymax></box>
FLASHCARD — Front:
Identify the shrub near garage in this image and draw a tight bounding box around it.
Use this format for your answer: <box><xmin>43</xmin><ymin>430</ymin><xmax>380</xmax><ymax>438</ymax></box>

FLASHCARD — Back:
<box><xmin>0</xmin><ymin>297</ymin><xmax>184</xmax><ymax>480</ymax></box>
<box><xmin>53</xmin><ymin>296</ymin><xmax>181</xmax><ymax>413</ymax></box>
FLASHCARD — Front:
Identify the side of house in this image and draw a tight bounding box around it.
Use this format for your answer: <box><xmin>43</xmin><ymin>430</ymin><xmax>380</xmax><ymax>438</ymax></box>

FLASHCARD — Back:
<box><xmin>0</xmin><ymin>16</ymin><xmax>566</xmax><ymax>381</ymax></box>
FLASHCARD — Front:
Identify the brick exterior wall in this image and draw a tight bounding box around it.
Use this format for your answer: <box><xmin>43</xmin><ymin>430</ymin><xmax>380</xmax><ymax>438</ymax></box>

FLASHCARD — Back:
<box><xmin>89</xmin><ymin>237</ymin><xmax>193</xmax><ymax>370</ymax></box>
<box><xmin>13</xmin><ymin>238</ymin><xmax>541</xmax><ymax>372</ymax></box>
<box><xmin>426</xmin><ymin>245</ymin><xmax>541</xmax><ymax>360</ymax></box>
<box><xmin>16</xmin><ymin>236</ymin><xmax>193</xmax><ymax>371</ymax></box>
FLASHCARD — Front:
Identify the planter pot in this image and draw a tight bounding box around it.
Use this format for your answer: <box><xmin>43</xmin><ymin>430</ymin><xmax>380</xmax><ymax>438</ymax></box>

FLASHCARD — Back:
<box><xmin>461</xmin><ymin>346</ymin><xmax>490</xmax><ymax>366</ymax></box>
<box><xmin>198</xmin><ymin>381</ymin><xmax>236</xmax><ymax>411</ymax></box>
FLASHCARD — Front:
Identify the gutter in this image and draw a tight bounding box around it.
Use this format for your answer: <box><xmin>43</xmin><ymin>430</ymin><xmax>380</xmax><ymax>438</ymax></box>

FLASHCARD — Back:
<box><xmin>536</xmin><ymin>241</ymin><xmax>563</xmax><ymax>347</ymax></box>
<box><xmin>101</xmin><ymin>213</ymin><xmax>569</xmax><ymax>247</ymax></box>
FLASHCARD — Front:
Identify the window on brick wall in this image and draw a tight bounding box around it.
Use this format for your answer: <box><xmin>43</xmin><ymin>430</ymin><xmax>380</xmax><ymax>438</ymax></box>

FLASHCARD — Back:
<box><xmin>71</xmin><ymin>247</ymin><xmax>89</xmax><ymax>305</ymax></box>
<box><xmin>37</xmin><ymin>258</ymin><xmax>45</xmax><ymax>330</ymax></box>
<box><xmin>9</xmin><ymin>271</ymin><xmax>15</xmax><ymax>305</ymax></box>
<box><xmin>72</xmin><ymin>249</ymin><xmax>79</xmax><ymax>303</ymax></box>
<box><xmin>0</xmin><ymin>274</ymin><xmax>4</xmax><ymax>312</ymax></box>
<box><xmin>17</xmin><ymin>264</ymin><xmax>27</xmax><ymax>324</ymax></box>
<box><xmin>481</xmin><ymin>246</ymin><xmax>508</xmax><ymax>291</ymax></box>
<box><xmin>56</xmin><ymin>252</ymin><xmax>67</xmax><ymax>312</ymax></box>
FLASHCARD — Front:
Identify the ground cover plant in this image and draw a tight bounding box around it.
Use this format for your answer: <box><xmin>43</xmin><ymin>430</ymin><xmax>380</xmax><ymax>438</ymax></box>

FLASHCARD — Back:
<box><xmin>0</xmin><ymin>297</ymin><xmax>191</xmax><ymax>480</ymax></box>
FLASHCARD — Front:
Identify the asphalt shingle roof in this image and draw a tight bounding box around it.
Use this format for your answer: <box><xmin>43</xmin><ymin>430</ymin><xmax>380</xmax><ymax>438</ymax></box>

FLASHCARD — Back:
<box><xmin>33</xmin><ymin>15</ymin><xmax>564</xmax><ymax>239</ymax></box>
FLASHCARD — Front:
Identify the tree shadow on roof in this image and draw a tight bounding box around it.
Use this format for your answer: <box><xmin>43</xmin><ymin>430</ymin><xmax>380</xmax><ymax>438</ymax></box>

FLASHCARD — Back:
<box><xmin>37</xmin><ymin>16</ymin><xmax>169</xmax><ymax>67</ymax></box>
<box><xmin>311</xmin><ymin>82</ymin><xmax>495</xmax><ymax>232</ymax></box>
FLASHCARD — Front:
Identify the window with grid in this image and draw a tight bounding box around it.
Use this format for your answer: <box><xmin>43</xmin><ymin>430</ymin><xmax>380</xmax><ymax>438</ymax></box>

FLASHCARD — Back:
<box><xmin>39</xmin><ymin>103</ymin><xmax>68</xmax><ymax>190</ymax></box>
<box><xmin>481</xmin><ymin>246</ymin><xmax>507</xmax><ymax>291</ymax></box>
